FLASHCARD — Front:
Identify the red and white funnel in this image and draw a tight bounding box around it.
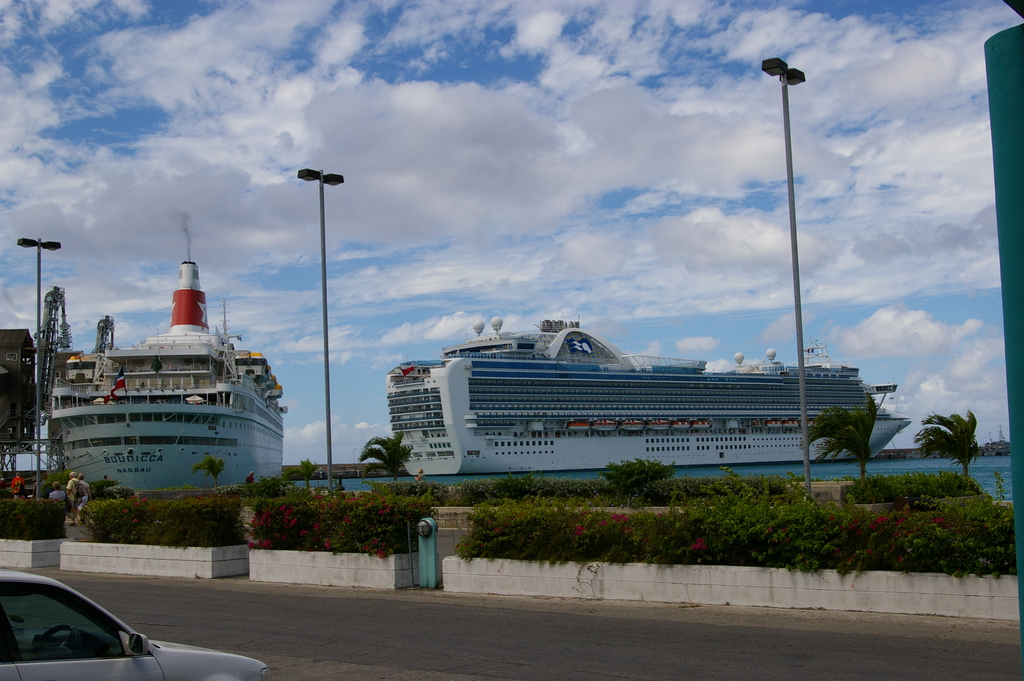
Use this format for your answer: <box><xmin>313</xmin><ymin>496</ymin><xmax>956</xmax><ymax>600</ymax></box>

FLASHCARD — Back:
<box><xmin>169</xmin><ymin>261</ymin><xmax>209</xmax><ymax>333</ymax></box>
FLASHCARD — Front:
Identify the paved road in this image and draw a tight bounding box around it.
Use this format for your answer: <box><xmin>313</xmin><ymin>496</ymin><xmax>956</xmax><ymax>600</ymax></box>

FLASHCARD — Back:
<box><xmin>28</xmin><ymin>567</ymin><xmax>1021</xmax><ymax>681</ymax></box>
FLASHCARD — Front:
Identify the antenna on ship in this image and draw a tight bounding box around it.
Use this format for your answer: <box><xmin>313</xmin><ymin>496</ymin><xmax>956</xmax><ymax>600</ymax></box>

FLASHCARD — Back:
<box><xmin>220</xmin><ymin>298</ymin><xmax>241</xmax><ymax>342</ymax></box>
<box><xmin>472</xmin><ymin>320</ymin><xmax>485</xmax><ymax>336</ymax></box>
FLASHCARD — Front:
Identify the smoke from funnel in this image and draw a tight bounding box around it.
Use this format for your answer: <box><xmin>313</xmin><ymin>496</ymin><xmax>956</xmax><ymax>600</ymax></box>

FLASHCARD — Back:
<box><xmin>179</xmin><ymin>212</ymin><xmax>192</xmax><ymax>261</ymax></box>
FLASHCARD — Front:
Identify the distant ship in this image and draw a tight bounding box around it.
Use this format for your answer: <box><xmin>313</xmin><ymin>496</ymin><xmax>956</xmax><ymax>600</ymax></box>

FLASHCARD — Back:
<box><xmin>49</xmin><ymin>262</ymin><xmax>285</xmax><ymax>489</ymax></box>
<box><xmin>386</xmin><ymin>318</ymin><xmax>911</xmax><ymax>475</ymax></box>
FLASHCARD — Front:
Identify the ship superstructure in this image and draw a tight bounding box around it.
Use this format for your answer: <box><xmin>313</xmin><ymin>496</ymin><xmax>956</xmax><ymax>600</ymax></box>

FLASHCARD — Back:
<box><xmin>386</xmin><ymin>318</ymin><xmax>910</xmax><ymax>475</ymax></box>
<box><xmin>49</xmin><ymin>262</ymin><xmax>285</xmax><ymax>489</ymax></box>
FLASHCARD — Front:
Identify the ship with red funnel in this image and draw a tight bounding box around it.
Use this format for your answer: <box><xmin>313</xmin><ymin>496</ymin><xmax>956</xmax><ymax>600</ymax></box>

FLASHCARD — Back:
<box><xmin>49</xmin><ymin>262</ymin><xmax>285</xmax><ymax>489</ymax></box>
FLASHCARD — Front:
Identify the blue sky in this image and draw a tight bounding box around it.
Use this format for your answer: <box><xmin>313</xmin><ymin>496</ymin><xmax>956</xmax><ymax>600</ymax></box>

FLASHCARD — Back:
<box><xmin>0</xmin><ymin>0</ymin><xmax>1019</xmax><ymax>464</ymax></box>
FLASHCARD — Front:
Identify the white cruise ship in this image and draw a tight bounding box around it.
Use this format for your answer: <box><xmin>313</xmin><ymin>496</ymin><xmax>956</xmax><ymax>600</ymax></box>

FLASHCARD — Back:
<box><xmin>49</xmin><ymin>262</ymin><xmax>285</xmax><ymax>489</ymax></box>
<box><xmin>386</xmin><ymin>318</ymin><xmax>910</xmax><ymax>475</ymax></box>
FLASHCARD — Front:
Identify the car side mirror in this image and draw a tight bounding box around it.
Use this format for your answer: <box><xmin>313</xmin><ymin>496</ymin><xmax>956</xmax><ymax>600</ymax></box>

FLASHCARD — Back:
<box><xmin>119</xmin><ymin>631</ymin><xmax>150</xmax><ymax>656</ymax></box>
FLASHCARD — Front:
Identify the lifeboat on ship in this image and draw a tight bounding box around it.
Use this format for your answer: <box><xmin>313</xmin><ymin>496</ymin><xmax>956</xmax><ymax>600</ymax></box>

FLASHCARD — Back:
<box><xmin>765</xmin><ymin>420</ymin><xmax>784</xmax><ymax>428</ymax></box>
<box><xmin>783</xmin><ymin>420</ymin><xmax>800</xmax><ymax>427</ymax></box>
<box><xmin>593</xmin><ymin>419</ymin><xmax>617</xmax><ymax>431</ymax></box>
<box><xmin>689</xmin><ymin>420</ymin><xmax>711</xmax><ymax>430</ymax></box>
<box><xmin>647</xmin><ymin>419</ymin><xmax>671</xmax><ymax>430</ymax></box>
<box><xmin>621</xmin><ymin>419</ymin><xmax>644</xmax><ymax>431</ymax></box>
<box><xmin>567</xmin><ymin>420</ymin><xmax>591</xmax><ymax>431</ymax></box>
<box><xmin>670</xmin><ymin>419</ymin><xmax>689</xmax><ymax>430</ymax></box>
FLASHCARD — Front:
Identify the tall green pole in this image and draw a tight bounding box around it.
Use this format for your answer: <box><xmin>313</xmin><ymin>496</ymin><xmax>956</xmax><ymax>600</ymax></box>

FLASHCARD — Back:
<box><xmin>986</xmin><ymin>9</ymin><xmax>1024</xmax><ymax>675</ymax></box>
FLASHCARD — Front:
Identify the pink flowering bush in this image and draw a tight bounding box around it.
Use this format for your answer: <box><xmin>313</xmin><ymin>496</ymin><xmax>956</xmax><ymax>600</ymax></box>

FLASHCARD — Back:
<box><xmin>249</xmin><ymin>492</ymin><xmax>433</xmax><ymax>558</ymax></box>
<box><xmin>455</xmin><ymin>495</ymin><xmax>1015</xmax><ymax>577</ymax></box>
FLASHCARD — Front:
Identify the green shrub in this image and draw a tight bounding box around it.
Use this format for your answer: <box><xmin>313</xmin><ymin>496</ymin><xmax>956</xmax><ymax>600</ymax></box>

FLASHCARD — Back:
<box><xmin>80</xmin><ymin>499</ymin><xmax>155</xmax><ymax>544</ymax></box>
<box><xmin>216</xmin><ymin>474</ymin><xmax>295</xmax><ymax>499</ymax></box>
<box><xmin>367</xmin><ymin>480</ymin><xmax>451</xmax><ymax>501</ymax></box>
<box><xmin>249</xmin><ymin>492</ymin><xmax>433</xmax><ymax>557</ymax></box>
<box><xmin>89</xmin><ymin>479</ymin><xmax>123</xmax><ymax>500</ymax></box>
<box><xmin>102</xmin><ymin>485</ymin><xmax>136</xmax><ymax>500</ymax></box>
<box><xmin>43</xmin><ymin>470</ymin><xmax>72</xmax><ymax>488</ymax></box>
<box><xmin>0</xmin><ymin>499</ymin><xmax>66</xmax><ymax>540</ymax></box>
<box><xmin>449</xmin><ymin>477</ymin><xmax>610</xmax><ymax>505</ymax></box>
<box><xmin>645</xmin><ymin>473</ymin><xmax>796</xmax><ymax>505</ymax></box>
<box><xmin>372</xmin><ymin>472</ymin><xmax>795</xmax><ymax>506</ymax></box>
<box><xmin>81</xmin><ymin>497</ymin><xmax>246</xmax><ymax>546</ymax></box>
<box><xmin>455</xmin><ymin>495</ymin><xmax>1015</xmax><ymax>577</ymax></box>
<box><xmin>148</xmin><ymin>496</ymin><xmax>245</xmax><ymax>547</ymax></box>
<box><xmin>846</xmin><ymin>471</ymin><xmax>985</xmax><ymax>504</ymax></box>
<box><xmin>600</xmin><ymin>459</ymin><xmax>675</xmax><ymax>498</ymax></box>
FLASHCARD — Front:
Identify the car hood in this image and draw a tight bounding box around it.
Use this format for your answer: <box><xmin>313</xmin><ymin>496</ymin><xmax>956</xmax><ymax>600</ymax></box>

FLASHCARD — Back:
<box><xmin>150</xmin><ymin>640</ymin><xmax>267</xmax><ymax>681</ymax></box>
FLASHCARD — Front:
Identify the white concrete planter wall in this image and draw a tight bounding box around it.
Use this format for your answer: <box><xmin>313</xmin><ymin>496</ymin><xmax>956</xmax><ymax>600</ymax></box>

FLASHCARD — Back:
<box><xmin>60</xmin><ymin>542</ymin><xmax>248</xmax><ymax>578</ymax></box>
<box><xmin>250</xmin><ymin>550</ymin><xmax>419</xmax><ymax>589</ymax></box>
<box><xmin>0</xmin><ymin>538</ymin><xmax>69</xmax><ymax>568</ymax></box>
<box><xmin>442</xmin><ymin>557</ymin><xmax>1019</xmax><ymax>621</ymax></box>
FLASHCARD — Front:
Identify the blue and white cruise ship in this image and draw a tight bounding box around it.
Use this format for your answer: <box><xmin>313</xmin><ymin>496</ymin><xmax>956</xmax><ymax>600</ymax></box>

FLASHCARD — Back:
<box><xmin>386</xmin><ymin>318</ymin><xmax>910</xmax><ymax>475</ymax></box>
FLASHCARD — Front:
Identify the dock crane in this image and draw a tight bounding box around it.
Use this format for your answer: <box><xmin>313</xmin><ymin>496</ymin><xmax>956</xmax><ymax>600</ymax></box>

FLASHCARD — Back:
<box><xmin>34</xmin><ymin>287</ymin><xmax>73</xmax><ymax>471</ymax></box>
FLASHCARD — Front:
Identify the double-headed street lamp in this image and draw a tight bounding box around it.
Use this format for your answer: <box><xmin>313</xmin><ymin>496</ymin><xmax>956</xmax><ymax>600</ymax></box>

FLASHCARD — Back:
<box><xmin>297</xmin><ymin>169</ymin><xmax>344</xmax><ymax>491</ymax></box>
<box><xmin>17</xmin><ymin>237</ymin><xmax>61</xmax><ymax>499</ymax></box>
<box><xmin>761</xmin><ymin>57</ymin><xmax>812</xmax><ymax>494</ymax></box>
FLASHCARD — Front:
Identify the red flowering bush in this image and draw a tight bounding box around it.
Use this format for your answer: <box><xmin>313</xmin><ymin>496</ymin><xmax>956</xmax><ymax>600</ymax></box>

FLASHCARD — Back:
<box><xmin>456</xmin><ymin>495</ymin><xmax>1016</xmax><ymax>577</ymax></box>
<box><xmin>81</xmin><ymin>498</ymin><xmax>156</xmax><ymax>544</ymax></box>
<box><xmin>0</xmin><ymin>499</ymin><xmax>66</xmax><ymax>540</ymax></box>
<box><xmin>249</xmin><ymin>492</ymin><xmax>433</xmax><ymax>558</ymax></box>
<box><xmin>81</xmin><ymin>496</ymin><xmax>245</xmax><ymax>547</ymax></box>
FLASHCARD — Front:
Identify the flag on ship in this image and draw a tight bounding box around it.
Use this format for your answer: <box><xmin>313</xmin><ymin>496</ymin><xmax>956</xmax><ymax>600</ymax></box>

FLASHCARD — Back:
<box><xmin>105</xmin><ymin>366</ymin><xmax>126</xmax><ymax>403</ymax></box>
<box><xmin>401</xmin><ymin>365</ymin><xmax>416</xmax><ymax>376</ymax></box>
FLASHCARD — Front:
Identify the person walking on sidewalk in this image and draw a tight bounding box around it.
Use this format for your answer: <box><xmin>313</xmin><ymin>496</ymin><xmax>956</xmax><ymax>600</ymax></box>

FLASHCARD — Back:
<box><xmin>48</xmin><ymin>481</ymin><xmax>70</xmax><ymax>516</ymax></box>
<box><xmin>76</xmin><ymin>474</ymin><xmax>91</xmax><ymax>516</ymax></box>
<box><xmin>65</xmin><ymin>472</ymin><xmax>81</xmax><ymax>525</ymax></box>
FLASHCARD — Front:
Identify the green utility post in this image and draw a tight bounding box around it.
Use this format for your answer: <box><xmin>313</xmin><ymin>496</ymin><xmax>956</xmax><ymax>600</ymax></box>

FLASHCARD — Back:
<box><xmin>986</xmin><ymin>3</ymin><xmax>1024</xmax><ymax>675</ymax></box>
<box><xmin>416</xmin><ymin>517</ymin><xmax>438</xmax><ymax>588</ymax></box>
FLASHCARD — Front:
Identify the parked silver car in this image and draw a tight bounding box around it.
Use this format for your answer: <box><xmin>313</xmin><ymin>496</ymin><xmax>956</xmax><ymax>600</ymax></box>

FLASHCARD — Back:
<box><xmin>0</xmin><ymin>569</ymin><xmax>268</xmax><ymax>681</ymax></box>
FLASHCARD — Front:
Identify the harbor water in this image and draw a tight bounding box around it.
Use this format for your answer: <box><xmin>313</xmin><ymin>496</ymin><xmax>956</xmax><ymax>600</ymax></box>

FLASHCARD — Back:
<box><xmin>336</xmin><ymin>455</ymin><xmax>1013</xmax><ymax>499</ymax></box>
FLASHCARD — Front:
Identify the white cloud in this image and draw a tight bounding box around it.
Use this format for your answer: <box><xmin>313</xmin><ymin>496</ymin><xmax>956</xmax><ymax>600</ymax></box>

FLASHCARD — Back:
<box><xmin>547</xmin><ymin>233</ymin><xmax>633</xmax><ymax>278</ymax></box>
<box><xmin>516</xmin><ymin>11</ymin><xmax>566</xmax><ymax>53</ymax></box>
<box><xmin>757</xmin><ymin>313</ymin><xmax>795</xmax><ymax>344</ymax></box>
<box><xmin>897</xmin><ymin>338</ymin><xmax>1007</xmax><ymax>440</ymax></box>
<box><xmin>704</xmin><ymin>358</ymin><xmax>734</xmax><ymax>373</ymax></box>
<box><xmin>833</xmin><ymin>305</ymin><xmax>983</xmax><ymax>358</ymax></box>
<box><xmin>379</xmin><ymin>313</ymin><xmax>489</xmax><ymax>346</ymax></box>
<box><xmin>675</xmin><ymin>336</ymin><xmax>718</xmax><ymax>353</ymax></box>
<box><xmin>637</xmin><ymin>340</ymin><xmax>662</xmax><ymax>356</ymax></box>
<box><xmin>652</xmin><ymin>207</ymin><xmax>834</xmax><ymax>274</ymax></box>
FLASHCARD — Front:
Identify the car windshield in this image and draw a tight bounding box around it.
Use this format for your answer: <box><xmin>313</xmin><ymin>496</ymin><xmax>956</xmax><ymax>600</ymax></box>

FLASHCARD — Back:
<box><xmin>0</xmin><ymin>584</ymin><xmax>124</xmax><ymax>661</ymax></box>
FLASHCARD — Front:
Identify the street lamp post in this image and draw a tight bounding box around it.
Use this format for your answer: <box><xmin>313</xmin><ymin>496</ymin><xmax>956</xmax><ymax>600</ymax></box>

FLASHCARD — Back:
<box><xmin>297</xmin><ymin>168</ymin><xmax>344</xmax><ymax>491</ymax></box>
<box><xmin>16</xmin><ymin>237</ymin><xmax>61</xmax><ymax>498</ymax></box>
<box><xmin>761</xmin><ymin>57</ymin><xmax>812</xmax><ymax>495</ymax></box>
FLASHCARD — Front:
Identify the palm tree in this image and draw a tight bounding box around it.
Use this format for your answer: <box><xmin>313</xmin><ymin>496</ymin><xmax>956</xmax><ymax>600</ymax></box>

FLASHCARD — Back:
<box><xmin>190</xmin><ymin>455</ymin><xmax>226</xmax><ymax>487</ymax></box>
<box><xmin>914</xmin><ymin>411</ymin><xmax>979</xmax><ymax>479</ymax></box>
<box><xmin>296</xmin><ymin>459</ymin><xmax>319</xmax><ymax>488</ymax></box>
<box><xmin>359</xmin><ymin>432</ymin><xmax>412</xmax><ymax>481</ymax></box>
<box><xmin>808</xmin><ymin>394</ymin><xmax>878</xmax><ymax>483</ymax></box>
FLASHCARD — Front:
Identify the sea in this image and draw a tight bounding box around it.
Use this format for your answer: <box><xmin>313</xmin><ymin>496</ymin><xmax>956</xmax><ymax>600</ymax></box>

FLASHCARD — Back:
<box><xmin>333</xmin><ymin>455</ymin><xmax>1015</xmax><ymax>499</ymax></box>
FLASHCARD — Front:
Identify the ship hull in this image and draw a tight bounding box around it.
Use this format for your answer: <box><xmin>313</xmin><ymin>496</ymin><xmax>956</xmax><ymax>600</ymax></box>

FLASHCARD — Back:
<box><xmin>51</xmin><ymin>401</ymin><xmax>282</xmax><ymax>490</ymax></box>
<box><xmin>409</xmin><ymin>418</ymin><xmax>909</xmax><ymax>476</ymax></box>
